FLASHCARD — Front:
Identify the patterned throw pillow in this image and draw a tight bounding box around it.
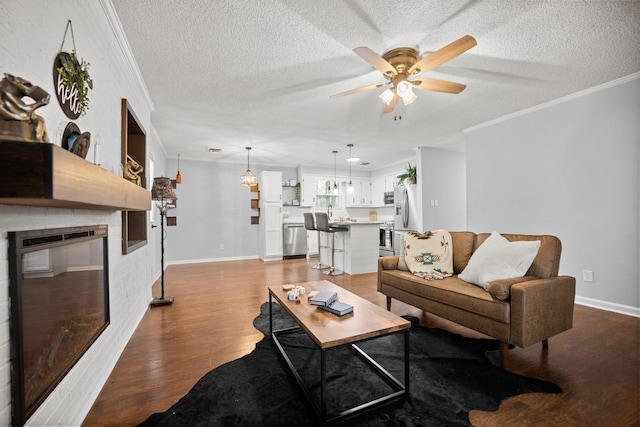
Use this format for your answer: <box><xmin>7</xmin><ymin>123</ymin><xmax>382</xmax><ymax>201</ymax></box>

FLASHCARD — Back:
<box><xmin>403</xmin><ymin>230</ymin><xmax>454</xmax><ymax>280</ymax></box>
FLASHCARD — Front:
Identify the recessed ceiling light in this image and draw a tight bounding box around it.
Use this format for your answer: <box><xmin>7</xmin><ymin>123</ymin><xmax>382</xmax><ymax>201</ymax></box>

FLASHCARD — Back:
<box><xmin>346</xmin><ymin>143</ymin><xmax>359</xmax><ymax>162</ymax></box>
<box><xmin>208</xmin><ymin>148</ymin><xmax>222</xmax><ymax>152</ymax></box>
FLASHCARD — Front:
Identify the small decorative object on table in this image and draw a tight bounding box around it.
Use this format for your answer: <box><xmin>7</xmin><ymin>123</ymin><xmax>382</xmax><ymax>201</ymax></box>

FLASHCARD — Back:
<box><xmin>318</xmin><ymin>300</ymin><xmax>353</xmax><ymax>316</ymax></box>
<box><xmin>308</xmin><ymin>290</ymin><xmax>337</xmax><ymax>306</ymax></box>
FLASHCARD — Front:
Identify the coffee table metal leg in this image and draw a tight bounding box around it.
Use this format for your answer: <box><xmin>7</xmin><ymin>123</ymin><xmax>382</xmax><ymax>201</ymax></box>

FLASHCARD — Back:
<box><xmin>321</xmin><ymin>349</ymin><xmax>327</xmax><ymax>421</ymax></box>
<box><xmin>269</xmin><ymin>294</ymin><xmax>273</xmax><ymax>335</ymax></box>
<box><xmin>405</xmin><ymin>328</ymin><xmax>410</xmax><ymax>395</ymax></box>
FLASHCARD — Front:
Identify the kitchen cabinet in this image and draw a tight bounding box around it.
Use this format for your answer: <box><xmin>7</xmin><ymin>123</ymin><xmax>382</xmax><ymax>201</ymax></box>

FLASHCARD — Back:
<box><xmin>258</xmin><ymin>171</ymin><xmax>283</xmax><ymax>261</ymax></box>
<box><xmin>371</xmin><ymin>176</ymin><xmax>385</xmax><ymax>206</ymax></box>
<box><xmin>300</xmin><ymin>175</ymin><xmax>317</xmax><ymax>206</ymax></box>
<box><xmin>345</xmin><ymin>178</ymin><xmax>371</xmax><ymax>207</ymax></box>
<box><xmin>300</xmin><ymin>175</ymin><xmax>341</xmax><ymax>208</ymax></box>
<box><xmin>371</xmin><ymin>173</ymin><xmax>400</xmax><ymax>207</ymax></box>
<box><xmin>307</xmin><ymin>230</ymin><xmax>318</xmax><ymax>255</ymax></box>
<box><xmin>261</xmin><ymin>171</ymin><xmax>282</xmax><ymax>202</ymax></box>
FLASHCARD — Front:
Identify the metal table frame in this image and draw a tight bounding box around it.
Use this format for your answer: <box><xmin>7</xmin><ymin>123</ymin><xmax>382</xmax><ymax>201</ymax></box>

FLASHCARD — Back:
<box><xmin>269</xmin><ymin>297</ymin><xmax>410</xmax><ymax>424</ymax></box>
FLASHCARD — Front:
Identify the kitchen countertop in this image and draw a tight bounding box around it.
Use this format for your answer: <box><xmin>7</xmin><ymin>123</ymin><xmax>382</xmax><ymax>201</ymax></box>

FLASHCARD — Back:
<box><xmin>330</xmin><ymin>221</ymin><xmax>383</xmax><ymax>226</ymax></box>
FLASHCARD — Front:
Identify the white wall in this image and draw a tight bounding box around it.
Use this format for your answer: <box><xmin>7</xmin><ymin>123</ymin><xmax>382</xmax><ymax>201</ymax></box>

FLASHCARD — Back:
<box><xmin>465</xmin><ymin>75</ymin><xmax>640</xmax><ymax>316</ymax></box>
<box><xmin>0</xmin><ymin>1</ymin><xmax>157</xmax><ymax>425</ymax></box>
<box><xmin>163</xmin><ymin>159</ymin><xmax>262</xmax><ymax>263</ymax></box>
<box><xmin>416</xmin><ymin>147</ymin><xmax>467</xmax><ymax>232</ymax></box>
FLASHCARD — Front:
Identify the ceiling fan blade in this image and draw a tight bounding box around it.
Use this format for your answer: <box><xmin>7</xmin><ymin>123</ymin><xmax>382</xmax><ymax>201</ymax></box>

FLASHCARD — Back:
<box><xmin>353</xmin><ymin>46</ymin><xmax>397</xmax><ymax>76</ymax></box>
<box><xmin>330</xmin><ymin>82</ymin><xmax>386</xmax><ymax>98</ymax></box>
<box><xmin>408</xmin><ymin>35</ymin><xmax>477</xmax><ymax>75</ymax></box>
<box><xmin>383</xmin><ymin>93</ymin><xmax>398</xmax><ymax>114</ymax></box>
<box><xmin>412</xmin><ymin>78</ymin><xmax>467</xmax><ymax>94</ymax></box>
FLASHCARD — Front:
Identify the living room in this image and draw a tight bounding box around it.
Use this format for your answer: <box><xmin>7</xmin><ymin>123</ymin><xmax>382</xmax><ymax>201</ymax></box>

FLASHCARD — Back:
<box><xmin>0</xmin><ymin>1</ymin><xmax>638</xmax><ymax>426</ymax></box>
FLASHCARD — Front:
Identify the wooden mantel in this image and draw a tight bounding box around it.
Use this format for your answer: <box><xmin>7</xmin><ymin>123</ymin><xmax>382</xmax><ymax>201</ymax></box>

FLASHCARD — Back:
<box><xmin>0</xmin><ymin>140</ymin><xmax>151</xmax><ymax>211</ymax></box>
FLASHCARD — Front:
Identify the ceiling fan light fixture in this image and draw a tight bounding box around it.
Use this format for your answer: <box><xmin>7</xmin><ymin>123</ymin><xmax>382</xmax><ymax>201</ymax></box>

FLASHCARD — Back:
<box><xmin>379</xmin><ymin>88</ymin><xmax>395</xmax><ymax>105</ymax></box>
<box><xmin>396</xmin><ymin>80</ymin><xmax>412</xmax><ymax>97</ymax></box>
<box><xmin>401</xmin><ymin>90</ymin><xmax>417</xmax><ymax>106</ymax></box>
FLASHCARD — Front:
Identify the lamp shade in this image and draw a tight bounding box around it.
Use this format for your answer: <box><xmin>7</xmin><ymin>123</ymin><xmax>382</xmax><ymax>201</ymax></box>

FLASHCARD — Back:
<box><xmin>151</xmin><ymin>177</ymin><xmax>177</xmax><ymax>203</ymax></box>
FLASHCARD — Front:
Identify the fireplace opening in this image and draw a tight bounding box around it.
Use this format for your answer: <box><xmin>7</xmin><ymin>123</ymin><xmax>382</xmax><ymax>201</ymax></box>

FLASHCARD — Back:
<box><xmin>8</xmin><ymin>225</ymin><xmax>110</xmax><ymax>426</ymax></box>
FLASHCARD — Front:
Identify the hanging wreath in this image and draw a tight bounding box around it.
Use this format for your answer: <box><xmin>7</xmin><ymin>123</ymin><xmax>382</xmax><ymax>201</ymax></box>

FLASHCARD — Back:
<box><xmin>56</xmin><ymin>51</ymin><xmax>92</xmax><ymax>115</ymax></box>
<box><xmin>52</xmin><ymin>20</ymin><xmax>93</xmax><ymax>119</ymax></box>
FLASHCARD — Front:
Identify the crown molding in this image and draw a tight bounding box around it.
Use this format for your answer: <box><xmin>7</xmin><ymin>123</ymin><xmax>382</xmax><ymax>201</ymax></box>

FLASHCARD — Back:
<box><xmin>99</xmin><ymin>0</ymin><xmax>154</xmax><ymax>112</ymax></box>
<box><xmin>464</xmin><ymin>72</ymin><xmax>640</xmax><ymax>134</ymax></box>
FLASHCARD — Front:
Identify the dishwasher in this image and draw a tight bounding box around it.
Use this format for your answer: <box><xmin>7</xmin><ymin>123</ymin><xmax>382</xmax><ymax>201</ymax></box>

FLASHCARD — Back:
<box><xmin>283</xmin><ymin>223</ymin><xmax>307</xmax><ymax>257</ymax></box>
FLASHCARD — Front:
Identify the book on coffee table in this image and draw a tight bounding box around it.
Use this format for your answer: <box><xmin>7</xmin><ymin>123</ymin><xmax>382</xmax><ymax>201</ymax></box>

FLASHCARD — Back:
<box><xmin>318</xmin><ymin>300</ymin><xmax>354</xmax><ymax>316</ymax></box>
<box><xmin>308</xmin><ymin>290</ymin><xmax>338</xmax><ymax>306</ymax></box>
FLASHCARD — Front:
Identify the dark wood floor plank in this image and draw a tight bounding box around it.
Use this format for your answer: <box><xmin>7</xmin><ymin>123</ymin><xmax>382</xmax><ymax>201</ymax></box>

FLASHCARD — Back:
<box><xmin>82</xmin><ymin>258</ymin><xmax>640</xmax><ymax>426</ymax></box>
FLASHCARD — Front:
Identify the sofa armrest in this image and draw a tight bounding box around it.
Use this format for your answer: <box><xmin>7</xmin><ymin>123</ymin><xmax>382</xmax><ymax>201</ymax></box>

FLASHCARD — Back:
<box><xmin>377</xmin><ymin>256</ymin><xmax>400</xmax><ymax>292</ymax></box>
<box><xmin>510</xmin><ymin>275</ymin><xmax>576</xmax><ymax>348</ymax></box>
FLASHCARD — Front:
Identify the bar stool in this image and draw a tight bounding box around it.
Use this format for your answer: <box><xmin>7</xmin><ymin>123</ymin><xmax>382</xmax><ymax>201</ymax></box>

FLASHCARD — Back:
<box><xmin>304</xmin><ymin>212</ymin><xmax>329</xmax><ymax>270</ymax></box>
<box><xmin>315</xmin><ymin>212</ymin><xmax>347</xmax><ymax>276</ymax></box>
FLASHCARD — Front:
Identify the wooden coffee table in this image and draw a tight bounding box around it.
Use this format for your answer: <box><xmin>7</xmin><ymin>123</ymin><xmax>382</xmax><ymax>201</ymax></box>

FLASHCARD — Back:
<box><xmin>268</xmin><ymin>280</ymin><xmax>410</xmax><ymax>423</ymax></box>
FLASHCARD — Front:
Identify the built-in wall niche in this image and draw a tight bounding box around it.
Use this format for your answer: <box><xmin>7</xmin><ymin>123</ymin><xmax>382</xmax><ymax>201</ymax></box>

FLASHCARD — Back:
<box><xmin>121</xmin><ymin>99</ymin><xmax>147</xmax><ymax>254</ymax></box>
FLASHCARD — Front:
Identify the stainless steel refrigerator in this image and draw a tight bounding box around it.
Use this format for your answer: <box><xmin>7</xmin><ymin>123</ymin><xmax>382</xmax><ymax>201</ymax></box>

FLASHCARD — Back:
<box><xmin>393</xmin><ymin>184</ymin><xmax>419</xmax><ymax>255</ymax></box>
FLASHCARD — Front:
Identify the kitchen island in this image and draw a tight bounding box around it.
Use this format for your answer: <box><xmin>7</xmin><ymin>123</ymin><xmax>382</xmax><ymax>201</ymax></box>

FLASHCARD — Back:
<box><xmin>323</xmin><ymin>221</ymin><xmax>380</xmax><ymax>275</ymax></box>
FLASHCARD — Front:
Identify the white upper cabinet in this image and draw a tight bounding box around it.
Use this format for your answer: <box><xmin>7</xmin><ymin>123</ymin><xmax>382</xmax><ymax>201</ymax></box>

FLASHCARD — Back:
<box><xmin>300</xmin><ymin>175</ymin><xmax>317</xmax><ymax>206</ymax></box>
<box><xmin>260</xmin><ymin>171</ymin><xmax>282</xmax><ymax>203</ymax></box>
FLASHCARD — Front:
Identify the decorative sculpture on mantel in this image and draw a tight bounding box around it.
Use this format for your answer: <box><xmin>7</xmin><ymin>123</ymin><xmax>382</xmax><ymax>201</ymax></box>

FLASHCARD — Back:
<box><xmin>0</xmin><ymin>73</ymin><xmax>50</xmax><ymax>142</ymax></box>
<box><xmin>124</xmin><ymin>155</ymin><xmax>144</xmax><ymax>186</ymax></box>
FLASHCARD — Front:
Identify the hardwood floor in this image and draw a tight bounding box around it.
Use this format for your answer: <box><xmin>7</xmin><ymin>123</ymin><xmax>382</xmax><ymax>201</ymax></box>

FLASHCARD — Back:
<box><xmin>83</xmin><ymin>258</ymin><xmax>640</xmax><ymax>426</ymax></box>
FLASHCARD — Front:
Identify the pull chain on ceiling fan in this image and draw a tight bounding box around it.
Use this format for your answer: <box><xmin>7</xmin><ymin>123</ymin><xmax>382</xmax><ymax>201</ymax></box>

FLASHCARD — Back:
<box><xmin>331</xmin><ymin>35</ymin><xmax>477</xmax><ymax>114</ymax></box>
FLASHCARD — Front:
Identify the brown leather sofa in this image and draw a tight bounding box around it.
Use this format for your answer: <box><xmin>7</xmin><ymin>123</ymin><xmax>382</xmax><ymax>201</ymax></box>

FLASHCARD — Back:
<box><xmin>378</xmin><ymin>232</ymin><xmax>576</xmax><ymax>363</ymax></box>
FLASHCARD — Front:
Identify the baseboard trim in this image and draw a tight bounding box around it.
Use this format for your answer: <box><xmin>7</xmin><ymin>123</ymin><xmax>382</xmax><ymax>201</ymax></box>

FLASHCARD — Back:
<box><xmin>167</xmin><ymin>255</ymin><xmax>259</xmax><ymax>266</ymax></box>
<box><xmin>575</xmin><ymin>296</ymin><xmax>639</xmax><ymax>318</ymax></box>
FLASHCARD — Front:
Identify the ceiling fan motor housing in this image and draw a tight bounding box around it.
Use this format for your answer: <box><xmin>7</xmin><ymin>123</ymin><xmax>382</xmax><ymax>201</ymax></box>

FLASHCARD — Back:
<box><xmin>382</xmin><ymin>47</ymin><xmax>420</xmax><ymax>77</ymax></box>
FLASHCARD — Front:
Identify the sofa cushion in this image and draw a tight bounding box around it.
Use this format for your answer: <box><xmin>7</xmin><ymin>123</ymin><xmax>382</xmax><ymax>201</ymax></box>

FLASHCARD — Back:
<box><xmin>449</xmin><ymin>231</ymin><xmax>477</xmax><ymax>274</ymax></box>
<box><xmin>404</xmin><ymin>230</ymin><xmax>453</xmax><ymax>279</ymax></box>
<box><xmin>476</xmin><ymin>233</ymin><xmax>562</xmax><ymax>279</ymax></box>
<box><xmin>379</xmin><ymin>270</ymin><xmax>510</xmax><ymax>323</ymax></box>
<box><xmin>459</xmin><ymin>231</ymin><xmax>540</xmax><ymax>289</ymax></box>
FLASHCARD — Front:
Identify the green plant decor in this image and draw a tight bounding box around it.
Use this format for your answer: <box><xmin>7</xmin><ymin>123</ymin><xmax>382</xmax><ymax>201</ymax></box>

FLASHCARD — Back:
<box><xmin>397</xmin><ymin>163</ymin><xmax>417</xmax><ymax>185</ymax></box>
<box><xmin>57</xmin><ymin>51</ymin><xmax>93</xmax><ymax>115</ymax></box>
<box><xmin>295</xmin><ymin>182</ymin><xmax>301</xmax><ymax>200</ymax></box>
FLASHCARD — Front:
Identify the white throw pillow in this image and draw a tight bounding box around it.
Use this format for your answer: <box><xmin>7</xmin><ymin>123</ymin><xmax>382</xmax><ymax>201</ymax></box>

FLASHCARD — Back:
<box><xmin>459</xmin><ymin>231</ymin><xmax>541</xmax><ymax>289</ymax></box>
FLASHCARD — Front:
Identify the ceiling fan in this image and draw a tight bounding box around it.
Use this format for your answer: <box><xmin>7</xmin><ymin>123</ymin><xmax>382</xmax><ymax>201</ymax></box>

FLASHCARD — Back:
<box><xmin>331</xmin><ymin>35</ymin><xmax>477</xmax><ymax>113</ymax></box>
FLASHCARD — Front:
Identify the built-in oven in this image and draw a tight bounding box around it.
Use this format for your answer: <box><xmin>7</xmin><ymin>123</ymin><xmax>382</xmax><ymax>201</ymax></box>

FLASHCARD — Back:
<box><xmin>379</xmin><ymin>221</ymin><xmax>394</xmax><ymax>257</ymax></box>
<box><xmin>384</xmin><ymin>191</ymin><xmax>394</xmax><ymax>206</ymax></box>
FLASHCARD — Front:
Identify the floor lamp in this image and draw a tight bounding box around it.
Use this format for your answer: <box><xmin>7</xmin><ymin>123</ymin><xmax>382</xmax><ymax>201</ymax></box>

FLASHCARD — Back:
<box><xmin>150</xmin><ymin>177</ymin><xmax>177</xmax><ymax>306</ymax></box>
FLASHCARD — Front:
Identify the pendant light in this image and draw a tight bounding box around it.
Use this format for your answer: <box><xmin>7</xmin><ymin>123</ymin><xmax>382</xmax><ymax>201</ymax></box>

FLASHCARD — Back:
<box><xmin>175</xmin><ymin>154</ymin><xmax>182</xmax><ymax>184</ymax></box>
<box><xmin>241</xmin><ymin>147</ymin><xmax>257</xmax><ymax>186</ymax></box>
<box><xmin>332</xmin><ymin>150</ymin><xmax>339</xmax><ymax>194</ymax></box>
<box><xmin>347</xmin><ymin>144</ymin><xmax>354</xmax><ymax>194</ymax></box>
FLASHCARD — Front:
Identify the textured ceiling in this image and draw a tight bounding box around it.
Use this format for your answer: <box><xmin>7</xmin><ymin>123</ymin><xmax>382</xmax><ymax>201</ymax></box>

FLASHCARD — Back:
<box><xmin>111</xmin><ymin>0</ymin><xmax>640</xmax><ymax>170</ymax></box>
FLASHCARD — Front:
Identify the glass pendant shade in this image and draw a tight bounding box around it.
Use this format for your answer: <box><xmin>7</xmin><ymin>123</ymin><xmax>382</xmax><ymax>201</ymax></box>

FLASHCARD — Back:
<box><xmin>347</xmin><ymin>180</ymin><xmax>354</xmax><ymax>194</ymax></box>
<box><xmin>241</xmin><ymin>147</ymin><xmax>256</xmax><ymax>186</ymax></box>
<box><xmin>175</xmin><ymin>154</ymin><xmax>182</xmax><ymax>184</ymax></box>
<box><xmin>241</xmin><ymin>169</ymin><xmax>257</xmax><ymax>186</ymax></box>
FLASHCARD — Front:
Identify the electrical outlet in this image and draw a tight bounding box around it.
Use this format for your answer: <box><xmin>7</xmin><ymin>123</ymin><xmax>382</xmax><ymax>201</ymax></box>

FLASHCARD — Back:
<box><xmin>583</xmin><ymin>270</ymin><xmax>593</xmax><ymax>282</ymax></box>
<box><xmin>219</xmin><ymin>243</ymin><xmax>224</xmax><ymax>250</ymax></box>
